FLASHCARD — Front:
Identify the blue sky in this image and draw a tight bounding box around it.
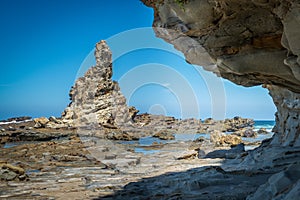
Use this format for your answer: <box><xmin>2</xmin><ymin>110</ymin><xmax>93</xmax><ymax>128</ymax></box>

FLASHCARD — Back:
<box><xmin>0</xmin><ymin>0</ymin><xmax>276</xmax><ymax>120</ymax></box>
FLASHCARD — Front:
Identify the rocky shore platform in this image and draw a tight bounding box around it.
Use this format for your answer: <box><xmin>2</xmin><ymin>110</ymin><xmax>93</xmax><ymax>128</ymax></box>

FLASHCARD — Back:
<box><xmin>0</xmin><ymin>115</ymin><xmax>275</xmax><ymax>199</ymax></box>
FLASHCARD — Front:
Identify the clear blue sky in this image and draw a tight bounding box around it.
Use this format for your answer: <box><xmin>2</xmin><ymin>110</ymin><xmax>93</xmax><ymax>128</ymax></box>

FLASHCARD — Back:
<box><xmin>0</xmin><ymin>0</ymin><xmax>276</xmax><ymax>120</ymax></box>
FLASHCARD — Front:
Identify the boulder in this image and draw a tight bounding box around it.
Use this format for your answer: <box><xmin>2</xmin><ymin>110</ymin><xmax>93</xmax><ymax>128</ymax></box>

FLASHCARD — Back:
<box><xmin>106</xmin><ymin>129</ymin><xmax>139</xmax><ymax>141</ymax></box>
<box><xmin>7</xmin><ymin>126</ymin><xmax>16</xmax><ymax>131</ymax></box>
<box><xmin>203</xmin><ymin>118</ymin><xmax>214</xmax><ymax>124</ymax></box>
<box><xmin>153</xmin><ymin>130</ymin><xmax>175</xmax><ymax>140</ymax></box>
<box><xmin>234</xmin><ymin>128</ymin><xmax>257</xmax><ymax>138</ymax></box>
<box><xmin>210</xmin><ymin>130</ymin><xmax>225</xmax><ymax>146</ymax></box>
<box><xmin>49</xmin><ymin>116</ymin><xmax>61</xmax><ymax>124</ymax></box>
<box><xmin>220</xmin><ymin>134</ymin><xmax>242</xmax><ymax>146</ymax></box>
<box><xmin>257</xmin><ymin>128</ymin><xmax>268</xmax><ymax>134</ymax></box>
<box><xmin>210</xmin><ymin>130</ymin><xmax>242</xmax><ymax>146</ymax></box>
<box><xmin>34</xmin><ymin>117</ymin><xmax>49</xmax><ymax>128</ymax></box>
<box><xmin>224</xmin><ymin>117</ymin><xmax>255</xmax><ymax>132</ymax></box>
<box><xmin>0</xmin><ymin>163</ymin><xmax>27</xmax><ymax>181</ymax></box>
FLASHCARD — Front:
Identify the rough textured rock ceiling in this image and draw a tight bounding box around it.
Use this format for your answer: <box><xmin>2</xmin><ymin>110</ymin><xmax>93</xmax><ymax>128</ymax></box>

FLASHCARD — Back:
<box><xmin>143</xmin><ymin>0</ymin><xmax>300</xmax><ymax>91</ymax></box>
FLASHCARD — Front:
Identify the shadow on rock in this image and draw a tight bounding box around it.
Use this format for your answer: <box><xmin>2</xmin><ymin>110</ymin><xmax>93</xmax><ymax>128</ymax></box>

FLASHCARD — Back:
<box><xmin>204</xmin><ymin>143</ymin><xmax>245</xmax><ymax>159</ymax></box>
<box><xmin>96</xmin><ymin>163</ymin><xmax>272</xmax><ymax>200</ymax></box>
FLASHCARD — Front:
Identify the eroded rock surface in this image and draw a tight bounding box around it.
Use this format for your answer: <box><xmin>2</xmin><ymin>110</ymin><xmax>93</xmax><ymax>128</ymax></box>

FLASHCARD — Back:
<box><xmin>143</xmin><ymin>0</ymin><xmax>300</xmax><ymax>91</ymax></box>
<box><xmin>142</xmin><ymin>0</ymin><xmax>300</xmax><ymax>199</ymax></box>
<box><xmin>61</xmin><ymin>40</ymin><xmax>135</xmax><ymax>128</ymax></box>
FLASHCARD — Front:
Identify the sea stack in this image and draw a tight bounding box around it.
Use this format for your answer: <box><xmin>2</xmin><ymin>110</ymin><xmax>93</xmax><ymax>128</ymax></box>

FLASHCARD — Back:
<box><xmin>61</xmin><ymin>40</ymin><xmax>137</xmax><ymax>128</ymax></box>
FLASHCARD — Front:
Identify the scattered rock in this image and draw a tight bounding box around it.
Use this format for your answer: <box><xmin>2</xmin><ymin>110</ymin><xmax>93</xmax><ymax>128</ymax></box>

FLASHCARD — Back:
<box><xmin>0</xmin><ymin>134</ymin><xmax>9</xmax><ymax>144</ymax></box>
<box><xmin>0</xmin><ymin>169</ymin><xmax>17</xmax><ymax>181</ymax></box>
<box><xmin>210</xmin><ymin>130</ymin><xmax>225</xmax><ymax>146</ymax></box>
<box><xmin>153</xmin><ymin>130</ymin><xmax>175</xmax><ymax>140</ymax></box>
<box><xmin>197</xmin><ymin>126</ymin><xmax>209</xmax><ymax>133</ymax></box>
<box><xmin>204</xmin><ymin>118</ymin><xmax>214</xmax><ymax>124</ymax></box>
<box><xmin>210</xmin><ymin>130</ymin><xmax>242</xmax><ymax>146</ymax></box>
<box><xmin>234</xmin><ymin>128</ymin><xmax>257</xmax><ymax>138</ymax></box>
<box><xmin>224</xmin><ymin>117</ymin><xmax>255</xmax><ymax>132</ymax></box>
<box><xmin>7</xmin><ymin>126</ymin><xmax>16</xmax><ymax>131</ymax></box>
<box><xmin>49</xmin><ymin>116</ymin><xmax>60</xmax><ymax>123</ymax></box>
<box><xmin>106</xmin><ymin>130</ymin><xmax>139</xmax><ymax>141</ymax></box>
<box><xmin>220</xmin><ymin>134</ymin><xmax>242</xmax><ymax>146</ymax></box>
<box><xmin>257</xmin><ymin>128</ymin><xmax>268</xmax><ymax>134</ymax></box>
<box><xmin>34</xmin><ymin>117</ymin><xmax>49</xmax><ymax>128</ymax></box>
<box><xmin>0</xmin><ymin>163</ymin><xmax>26</xmax><ymax>181</ymax></box>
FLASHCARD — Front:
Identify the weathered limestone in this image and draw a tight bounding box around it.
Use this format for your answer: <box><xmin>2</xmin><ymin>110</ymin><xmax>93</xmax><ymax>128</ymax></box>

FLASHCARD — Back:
<box><xmin>268</xmin><ymin>85</ymin><xmax>300</xmax><ymax>147</ymax></box>
<box><xmin>247</xmin><ymin>163</ymin><xmax>300</xmax><ymax>199</ymax></box>
<box><xmin>210</xmin><ymin>130</ymin><xmax>242</xmax><ymax>146</ymax></box>
<box><xmin>61</xmin><ymin>40</ymin><xmax>135</xmax><ymax>128</ymax></box>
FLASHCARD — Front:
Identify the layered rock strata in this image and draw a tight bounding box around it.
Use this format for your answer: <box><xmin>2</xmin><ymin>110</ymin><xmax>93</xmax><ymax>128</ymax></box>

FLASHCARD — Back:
<box><xmin>61</xmin><ymin>40</ymin><xmax>136</xmax><ymax>128</ymax></box>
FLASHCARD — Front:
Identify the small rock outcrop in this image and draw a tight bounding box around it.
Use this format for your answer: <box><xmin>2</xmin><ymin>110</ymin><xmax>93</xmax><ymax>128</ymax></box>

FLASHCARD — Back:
<box><xmin>223</xmin><ymin>117</ymin><xmax>254</xmax><ymax>132</ymax></box>
<box><xmin>61</xmin><ymin>40</ymin><xmax>136</xmax><ymax>128</ymax></box>
<box><xmin>234</xmin><ymin>128</ymin><xmax>257</xmax><ymax>138</ymax></box>
<box><xmin>153</xmin><ymin>130</ymin><xmax>175</xmax><ymax>140</ymax></box>
<box><xmin>0</xmin><ymin>162</ymin><xmax>27</xmax><ymax>181</ymax></box>
<box><xmin>257</xmin><ymin>128</ymin><xmax>268</xmax><ymax>134</ymax></box>
<box><xmin>210</xmin><ymin>130</ymin><xmax>242</xmax><ymax>147</ymax></box>
<box><xmin>33</xmin><ymin>117</ymin><xmax>49</xmax><ymax>128</ymax></box>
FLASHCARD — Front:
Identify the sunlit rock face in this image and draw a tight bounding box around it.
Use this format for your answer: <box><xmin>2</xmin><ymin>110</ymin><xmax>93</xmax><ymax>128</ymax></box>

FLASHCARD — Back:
<box><xmin>61</xmin><ymin>40</ymin><xmax>136</xmax><ymax>128</ymax></box>
<box><xmin>142</xmin><ymin>0</ymin><xmax>300</xmax><ymax>198</ymax></box>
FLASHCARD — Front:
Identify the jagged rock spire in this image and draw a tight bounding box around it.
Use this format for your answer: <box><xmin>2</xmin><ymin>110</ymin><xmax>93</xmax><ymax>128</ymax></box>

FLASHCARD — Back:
<box><xmin>62</xmin><ymin>40</ymin><xmax>137</xmax><ymax>128</ymax></box>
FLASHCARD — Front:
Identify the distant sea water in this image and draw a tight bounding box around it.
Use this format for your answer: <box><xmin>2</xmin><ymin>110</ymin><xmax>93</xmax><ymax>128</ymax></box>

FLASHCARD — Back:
<box><xmin>253</xmin><ymin>120</ymin><xmax>275</xmax><ymax>132</ymax></box>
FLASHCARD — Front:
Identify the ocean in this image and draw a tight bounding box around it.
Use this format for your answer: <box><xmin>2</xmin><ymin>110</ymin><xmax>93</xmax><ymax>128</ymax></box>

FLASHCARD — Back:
<box><xmin>253</xmin><ymin>120</ymin><xmax>275</xmax><ymax>132</ymax></box>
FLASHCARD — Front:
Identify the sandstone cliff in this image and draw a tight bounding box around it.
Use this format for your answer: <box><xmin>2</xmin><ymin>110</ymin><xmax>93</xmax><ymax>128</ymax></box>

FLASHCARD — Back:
<box><xmin>142</xmin><ymin>0</ymin><xmax>300</xmax><ymax>199</ymax></box>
